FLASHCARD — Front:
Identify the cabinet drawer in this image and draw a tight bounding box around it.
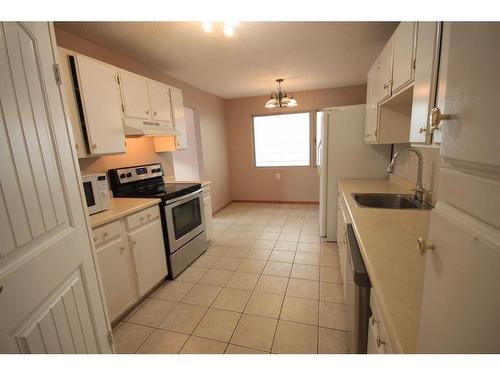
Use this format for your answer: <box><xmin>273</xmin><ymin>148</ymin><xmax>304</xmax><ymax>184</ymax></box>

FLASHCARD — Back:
<box><xmin>126</xmin><ymin>205</ymin><xmax>160</xmax><ymax>230</ymax></box>
<box><xmin>93</xmin><ymin>220</ymin><xmax>122</xmax><ymax>247</ymax></box>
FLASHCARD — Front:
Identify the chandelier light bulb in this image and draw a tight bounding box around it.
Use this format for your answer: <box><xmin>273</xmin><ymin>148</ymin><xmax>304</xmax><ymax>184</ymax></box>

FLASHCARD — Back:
<box><xmin>223</xmin><ymin>24</ymin><xmax>235</xmax><ymax>37</ymax></box>
<box><xmin>202</xmin><ymin>22</ymin><xmax>213</xmax><ymax>33</ymax></box>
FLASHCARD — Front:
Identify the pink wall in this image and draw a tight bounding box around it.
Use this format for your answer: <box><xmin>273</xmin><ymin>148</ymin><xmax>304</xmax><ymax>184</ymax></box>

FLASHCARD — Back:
<box><xmin>225</xmin><ymin>85</ymin><xmax>367</xmax><ymax>202</ymax></box>
<box><xmin>55</xmin><ymin>28</ymin><xmax>231</xmax><ymax>212</ymax></box>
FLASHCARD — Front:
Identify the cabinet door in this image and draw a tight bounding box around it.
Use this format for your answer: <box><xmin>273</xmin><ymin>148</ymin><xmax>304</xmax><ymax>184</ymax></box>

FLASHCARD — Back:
<box><xmin>119</xmin><ymin>71</ymin><xmax>150</xmax><ymax>120</ymax></box>
<box><xmin>203</xmin><ymin>194</ymin><xmax>214</xmax><ymax>242</ymax></box>
<box><xmin>364</xmin><ymin>63</ymin><xmax>378</xmax><ymax>142</ymax></box>
<box><xmin>128</xmin><ymin>217</ymin><xmax>168</xmax><ymax>296</ymax></box>
<box><xmin>392</xmin><ymin>22</ymin><xmax>416</xmax><ymax>93</ymax></box>
<box><xmin>375</xmin><ymin>40</ymin><xmax>393</xmax><ymax>102</ymax></box>
<box><xmin>409</xmin><ymin>22</ymin><xmax>441</xmax><ymax>143</ymax></box>
<box><xmin>148</xmin><ymin>81</ymin><xmax>173</xmax><ymax>125</ymax></box>
<box><xmin>75</xmin><ymin>54</ymin><xmax>126</xmax><ymax>154</ymax></box>
<box><xmin>170</xmin><ymin>89</ymin><xmax>188</xmax><ymax>149</ymax></box>
<box><xmin>57</xmin><ymin>48</ymin><xmax>86</xmax><ymax>157</ymax></box>
<box><xmin>95</xmin><ymin>235</ymin><xmax>137</xmax><ymax>322</ymax></box>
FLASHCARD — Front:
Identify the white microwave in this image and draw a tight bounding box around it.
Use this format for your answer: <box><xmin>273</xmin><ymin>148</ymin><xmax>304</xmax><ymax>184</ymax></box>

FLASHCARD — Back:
<box><xmin>82</xmin><ymin>173</ymin><xmax>111</xmax><ymax>215</ymax></box>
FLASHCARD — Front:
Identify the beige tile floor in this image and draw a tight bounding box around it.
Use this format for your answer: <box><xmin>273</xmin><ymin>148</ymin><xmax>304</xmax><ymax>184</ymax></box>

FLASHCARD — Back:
<box><xmin>113</xmin><ymin>202</ymin><xmax>349</xmax><ymax>354</ymax></box>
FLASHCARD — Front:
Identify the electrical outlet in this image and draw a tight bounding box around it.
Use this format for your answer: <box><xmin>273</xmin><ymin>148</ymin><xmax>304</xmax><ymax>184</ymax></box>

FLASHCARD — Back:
<box><xmin>275</xmin><ymin>173</ymin><xmax>281</xmax><ymax>180</ymax></box>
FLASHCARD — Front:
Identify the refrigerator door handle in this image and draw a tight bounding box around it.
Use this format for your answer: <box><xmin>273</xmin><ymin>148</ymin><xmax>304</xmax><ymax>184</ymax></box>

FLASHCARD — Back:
<box><xmin>317</xmin><ymin>140</ymin><xmax>322</xmax><ymax>173</ymax></box>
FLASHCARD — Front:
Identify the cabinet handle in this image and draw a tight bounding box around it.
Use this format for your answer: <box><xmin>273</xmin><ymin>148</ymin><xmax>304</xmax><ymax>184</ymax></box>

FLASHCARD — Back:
<box><xmin>429</xmin><ymin>107</ymin><xmax>451</xmax><ymax>132</ymax></box>
<box><xmin>383</xmin><ymin>83</ymin><xmax>389</xmax><ymax>89</ymax></box>
<box><xmin>417</xmin><ymin>237</ymin><xmax>434</xmax><ymax>255</ymax></box>
<box><xmin>419</xmin><ymin>127</ymin><xmax>427</xmax><ymax>134</ymax></box>
<box><xmin>376</xmin><ymin>336</ymin><xmax>386</xmax><ymax>348</ymax></box>
<box><xmin>120</xmin><ymin>246</ymin><xmax>125</xmax><ymax>252</ymax></box>
<box><xmin>146</xmin><ymin>110</ymin><xmax>150</xmax><ymax>115</ymax></box>
<box><xmin>92</xmin><ymin>143</ymin><xmax>98</xmax><ymax>149</ymax></box>
<box><xmin>103</xmin><ymin>232</ymin><xmax>108</xmax><ymax>238</ymax></box>
<box><xmin>370</xmin><ymin>316</ymin><xmax>379</xmax><ymax>326</ymax></box>
<box><xmin>140</xmin><ymin>216</ymin><xmax>144</xmax><ymax>221</ymax></box>
<box><xmin>147</xmin><ymin>214</ymin><xmax>151</xmax><ymax>219</ymax></box>
<box><xmin>153</xmin><ymin>111</ymin><xmax>157</xmax><ymax>116</ymax></box>
<box><xmin>93</xmin><ymin>237</ymin><xmax>97</xmax><ymax>242</ymax></box>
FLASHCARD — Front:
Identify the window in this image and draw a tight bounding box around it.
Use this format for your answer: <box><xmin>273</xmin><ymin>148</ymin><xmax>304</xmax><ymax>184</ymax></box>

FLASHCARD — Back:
<box><xmin>253</xmin><ymin>112</ymin><xmax>310</xmax><ymax>167</ymax></box>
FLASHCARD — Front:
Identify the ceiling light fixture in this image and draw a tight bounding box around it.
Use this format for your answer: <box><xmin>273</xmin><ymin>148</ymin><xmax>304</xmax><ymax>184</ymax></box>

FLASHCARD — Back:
<box><xmin>201</xmin><ymin>21</ymin><xmax>238</xmax><ymax>37</ymax></box>
<box><xmin>265</xmin><ymin>79</ymin><xmax>298</xmax><ymax>108</ymax></box>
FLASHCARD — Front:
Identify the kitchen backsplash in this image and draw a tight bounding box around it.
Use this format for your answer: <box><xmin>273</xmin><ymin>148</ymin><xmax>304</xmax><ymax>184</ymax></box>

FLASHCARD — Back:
<box><xmin>79</xmin><ymin>137</ymin><xmax>174</xmax><ymax>186</ymax></box>
<box><xmin>390</xmin><ymin>144</ymin><xmax>441</xmax><ymax>205</ymax></box>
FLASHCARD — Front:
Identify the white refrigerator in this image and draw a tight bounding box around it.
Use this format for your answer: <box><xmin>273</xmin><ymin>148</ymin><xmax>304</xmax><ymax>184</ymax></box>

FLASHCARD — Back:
<box><xmin>318</xmin><ymin>104</ymin><xmax>390</xmax><ymax>241</ymax></box>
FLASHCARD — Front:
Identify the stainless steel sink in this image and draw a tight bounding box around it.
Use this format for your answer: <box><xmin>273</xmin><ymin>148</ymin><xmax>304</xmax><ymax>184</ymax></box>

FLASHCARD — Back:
<box><xmin>352</xmin><ymin>193</ymin><xmax>432</xmax><ymax>210</ymax></box>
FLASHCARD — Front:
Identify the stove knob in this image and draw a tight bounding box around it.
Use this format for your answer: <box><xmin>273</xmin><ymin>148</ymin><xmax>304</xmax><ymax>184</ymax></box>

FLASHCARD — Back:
<box><xmin>151</xmin><ymin>168</ymin><xmax>157</xmax><ymax>173</ymax></box>
<box><xmin>126</xmin><ymin>172</ymin><xmax>132</xmax><ymax>177</ymax></box>
<box><xmin>120</xmin><ymin>173</ymin><xmax>126</xmax><ymax>179</ymax></box>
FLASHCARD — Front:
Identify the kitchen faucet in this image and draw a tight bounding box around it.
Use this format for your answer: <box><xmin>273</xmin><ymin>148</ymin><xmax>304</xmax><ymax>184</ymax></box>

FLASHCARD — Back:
<box><xmin>386</xmin><ymin>146</ymin><xmax>427</xmax><ymax>203</ymax></box>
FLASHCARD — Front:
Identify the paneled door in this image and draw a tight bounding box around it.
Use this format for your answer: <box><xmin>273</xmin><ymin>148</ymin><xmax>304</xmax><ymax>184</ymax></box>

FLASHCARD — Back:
<box><xmin>417</xmin><ymin>22</ymin><xmax>500</xmax><ymax>353</ymax></box>
<box><xmin>0</xmin><ymin>22</ymin><xmax>112</xmax><ymax>353</ymax></box>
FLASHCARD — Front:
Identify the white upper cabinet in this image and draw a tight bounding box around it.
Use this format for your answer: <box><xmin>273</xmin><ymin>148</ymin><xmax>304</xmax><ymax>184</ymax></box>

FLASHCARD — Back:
<box><xmin>170</xmin><ymin>88</ymin><xmax>188</xmax><ymax>149</ymax></box>
<box><xmin>364</xmin><ymin>63</ymin><xmax>378</xmax><ymax>143</ymax></box>
<box><xmin>119</xmin><ymin>71</ymin><xmax>150</xmax><ymax>120</ymax></box>
<box><xmin>57</xmin><ymin>47</ymin><xmax>126</xmax><ymax>157</ymax></box>
<box><xmin>148</xmin><ymin>80</ymin><xmax>174</xmax><ymax>124</ymax></box>
<box><xmin>410</xmin><ymin>22</ymin><xmax>441</xmax><ymax>143</ymax></box>
<box><xmin>119</xmin><ymin>71</ymin><xmax>177</xmax><ymax>136</ymax></box>
<box><xmin>74</xmin><ymin>54</ymin><xmax>126</xmax><ymax>155</ymax></box>
<box><xmin>391</xmin><ymin>22</ymin><xmax>416</xmax><ymax>93</ymax></box>
<box><xmin>375</xmin><ymin>40</ymin><xmax>393</xmax><ymax>103</ymax></box>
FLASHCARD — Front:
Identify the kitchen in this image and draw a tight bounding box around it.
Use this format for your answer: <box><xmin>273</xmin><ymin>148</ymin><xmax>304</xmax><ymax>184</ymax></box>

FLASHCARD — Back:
<box><xmin>0</xmin><ymin>2</ymin><xmax>499</xmax><ymax>370</ymax></box>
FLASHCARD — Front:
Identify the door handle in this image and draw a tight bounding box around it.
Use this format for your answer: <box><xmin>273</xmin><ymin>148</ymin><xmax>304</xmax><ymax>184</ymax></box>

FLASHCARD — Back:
<box><xmin>429</xmin><ymin>107</ymin><xmax>451</xmax><ymax>132</ymax></box>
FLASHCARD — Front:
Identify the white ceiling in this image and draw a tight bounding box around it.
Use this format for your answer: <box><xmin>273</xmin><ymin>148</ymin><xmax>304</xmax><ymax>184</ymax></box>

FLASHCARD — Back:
<box><xmin>55</xmin><ymin>22</ymin><xmax>398</xmax><ymax>99</ymax></box>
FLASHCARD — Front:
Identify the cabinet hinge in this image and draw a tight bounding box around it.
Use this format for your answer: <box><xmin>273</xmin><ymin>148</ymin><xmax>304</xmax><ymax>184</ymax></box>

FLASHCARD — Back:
<box><xmin>413</xmin><ymin>59</ymin><xmax>416</xmax><ymax>70</ymax></box>
<box><xmin>107</xmin><ymin>330</ymin><xmax>114</xmax><ymax>346</ymax></box>
<box><xmin>116</xmin><ymin>74</ymin><xmax>120</xmax><ymax>85</ymax></box>
<box><xmin>53</xmin><ymin>64</ymin><xmax>62</xmax><ymax>86</ymax></box>
<box><xmin>121</xmin><ymin>104</ymin><xmax>125</xmax><ymax>113</ymax></box>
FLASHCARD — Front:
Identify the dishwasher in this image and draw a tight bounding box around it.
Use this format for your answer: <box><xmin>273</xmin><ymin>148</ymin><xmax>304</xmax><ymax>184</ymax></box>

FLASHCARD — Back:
<box><xmin>345</xmin><ymin>223</ymin><xmax>371</xmax><ymax>353</ymax></box>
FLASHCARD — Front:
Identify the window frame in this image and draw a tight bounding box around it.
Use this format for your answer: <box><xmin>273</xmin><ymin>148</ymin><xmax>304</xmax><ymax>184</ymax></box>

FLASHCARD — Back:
<box><xmin>251</xmin><ymin>110</ymin><xmax>314</xmax><ymax>169</ymax></box>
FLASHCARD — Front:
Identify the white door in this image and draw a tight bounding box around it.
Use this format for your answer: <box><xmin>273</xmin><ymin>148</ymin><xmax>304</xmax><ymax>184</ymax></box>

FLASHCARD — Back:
<box><xmin>119</xmin><ymin>71</ymin><xmax>150</xmax><ymax>120</ymax></box>
<box><xmin>75</xmin><ymin>54</ymin><xmax>125</xmax><ymax>155</ymax></box>
<box><xmin>0</xmin><ymin>22</ymin><xmax>112</xmax><ymax>353</ymax></box>
<box><xmin>417</xmin><ymin>22</ymin><xmax>500</xmax><ymax>353</ymax></box>
<box><xmin>318</xmin><ymin>111</ymin><xmax>329</xmax><ymax>237</ymax></box>
<box><xmin>148</xmin><ymin>81</ymin><xmax>173</xmax><ymax>125</ymax></box>
<box><xmin>170</xmin><ymin>89</ymin><xmax>188</xmax><ymax>149</ymax></box>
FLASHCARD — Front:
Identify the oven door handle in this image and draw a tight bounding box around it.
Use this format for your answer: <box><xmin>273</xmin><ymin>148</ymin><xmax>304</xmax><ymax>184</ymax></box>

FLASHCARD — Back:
<box><xmin>165</xmin><ymin>188</ymin><xmax>203</xmax><ymax>206</ymax></box>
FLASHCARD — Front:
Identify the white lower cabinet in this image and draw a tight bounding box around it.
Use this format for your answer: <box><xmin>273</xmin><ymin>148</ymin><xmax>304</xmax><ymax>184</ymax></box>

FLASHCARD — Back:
<box><xmin>336</xmin><ymin>193</ymin><xmax>350</xmax><ymax>291</ymax></box>
<box><xmin>92</xmin><ymin>204</ymin><xmax>167</xmax><ymax>323</ymax></box>
<box><xmin>127</xmin><ymin>218</ymin><xmax>168</xmax><ymax>296</ymax></box>
<box><xmin>203</xmin><ymin>184</ymin><xmax>214</xmax><ymax>242</ymax></box>
<box><xmin>95</xmin><ymin>232</ymin><xmax>137</xmax><ymax>323</ymax></box>
<box><xmin>367</xmin><ymin>289</ymin><xmax>394</xmax><ymax>354</ymax></box>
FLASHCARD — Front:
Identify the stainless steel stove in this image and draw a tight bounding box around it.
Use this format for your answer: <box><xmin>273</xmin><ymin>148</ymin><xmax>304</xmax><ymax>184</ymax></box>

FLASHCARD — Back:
<box><xmin>108</xmin><ymin>163</ymin><xmax>207</xmax><ymax>278</ymax></box>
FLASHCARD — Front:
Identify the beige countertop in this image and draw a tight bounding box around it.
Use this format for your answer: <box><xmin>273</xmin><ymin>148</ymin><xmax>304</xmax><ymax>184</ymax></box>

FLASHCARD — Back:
<box><xmin>164</xmin><ymin>176</ymin><xmax>211</xmax><ymax>187</ymax></box>
<box><xmin>338</xmin><ymin>179</ymin><xmax>431</xmax><ymax>353</ymax></box>
<box><xmin>89</xmin><ymin>197</ymin><xmax>162</xmax><ymax>229</ymax></box>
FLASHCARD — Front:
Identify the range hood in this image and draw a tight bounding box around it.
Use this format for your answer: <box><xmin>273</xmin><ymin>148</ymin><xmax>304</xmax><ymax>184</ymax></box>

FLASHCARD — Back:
<box><xmin>124</xmin><ymin>117</ymin><xmax>181</xmax><ymax>137</ymax></box>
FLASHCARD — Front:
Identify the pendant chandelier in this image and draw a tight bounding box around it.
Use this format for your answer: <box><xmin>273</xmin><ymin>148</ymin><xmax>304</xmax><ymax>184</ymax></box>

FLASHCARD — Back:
<box><xmin>265</xmin><ymin>79</ymin><xmax>298</xmax><ymax>108</ymax></box>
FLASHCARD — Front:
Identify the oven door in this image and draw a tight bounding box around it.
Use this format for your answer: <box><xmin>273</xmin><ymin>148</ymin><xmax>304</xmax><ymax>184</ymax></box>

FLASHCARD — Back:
<box><xmin>164</xmin><ymin>189</ymin><xmax>205</xmax><ymax>253</ymax></box>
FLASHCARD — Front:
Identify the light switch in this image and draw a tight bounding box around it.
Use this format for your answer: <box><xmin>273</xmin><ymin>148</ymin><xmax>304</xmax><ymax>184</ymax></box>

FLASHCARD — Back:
<box><xmin>275</xmin><ymin>173</ymin><xmax>281</xmax><ymax>180</ymax></box>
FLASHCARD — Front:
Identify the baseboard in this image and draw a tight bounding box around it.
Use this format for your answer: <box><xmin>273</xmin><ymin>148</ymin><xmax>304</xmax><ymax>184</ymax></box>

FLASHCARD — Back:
<box><xmin>232</xmin><ymin>199</ymin><xmax>319</xmax><ymax>205</ymax></box>
<box><xmin>212</xmin><ymin>200</ymin><xmax>233</xmax><ymax>215</ymax></box>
